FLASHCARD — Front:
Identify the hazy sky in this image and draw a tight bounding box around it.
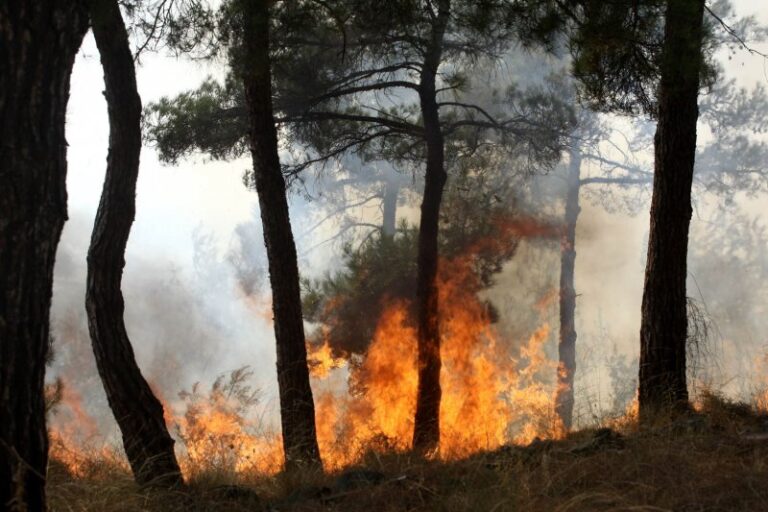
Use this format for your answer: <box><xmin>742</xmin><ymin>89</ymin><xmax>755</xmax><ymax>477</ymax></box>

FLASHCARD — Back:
<box><xmin>62</xmin><ymin>0</ymin><xmax>768</xmax><ymax>278</ymax></box>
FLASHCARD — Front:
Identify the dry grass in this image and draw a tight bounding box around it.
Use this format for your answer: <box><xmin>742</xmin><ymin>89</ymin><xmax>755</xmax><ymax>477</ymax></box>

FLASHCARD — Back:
<box><xmin>47</xmin><ymin>394</ymin><xmax>768</xmax><ymax>511</ymax></box>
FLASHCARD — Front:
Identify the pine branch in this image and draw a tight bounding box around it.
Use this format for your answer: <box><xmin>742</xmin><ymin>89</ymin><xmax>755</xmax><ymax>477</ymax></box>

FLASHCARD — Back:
<box><xmin>277</xmin><ymin>111</ymin><xmax>423</xmax><ymax>135</ymax></box>
<box><xmin>705</xmin><ymin>5</ymin><xmax>768</xmax><ymax>59</ymax></box>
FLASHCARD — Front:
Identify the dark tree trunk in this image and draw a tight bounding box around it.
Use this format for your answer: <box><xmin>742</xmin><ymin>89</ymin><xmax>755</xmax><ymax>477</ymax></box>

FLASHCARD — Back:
<box><xmin>638</xmin><ymin>0</ymin><xmax>705</xmax><ymax>420</ymax></box>
<box><xmin>237</xmin><ymin>0</ymin><xmax>322</xmax><ymax>470</ymax></box>
<box><xmin>0</xmin><ymin>2</ymin><xmax>87</xmax><ymax>510</ymax></box>
<box><xmin>412</xmin><ymin>0</ymin><xmax>450</xmax><ymax>455</ymax></box>
<box><xmin>555</xmin><ymin>149</ymin><xmax>582</xmax><ymax>431</ymax></box>
<box><xmin>381</xmin><ymin>179</ymin><xmax>400</xmax><ymax>237</ymax></box>
<box><xmin>85</xmin><ymin>0</ymin><xmax>182</xmax><ymax>487</ymax></box>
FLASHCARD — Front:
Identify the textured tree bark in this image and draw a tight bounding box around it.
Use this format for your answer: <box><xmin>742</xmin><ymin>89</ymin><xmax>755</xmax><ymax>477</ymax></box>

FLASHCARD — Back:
<box><xmin>638</xmin><ymin>0</ymin><xmax>705</xmax><ymax>420</ymax></box>
<box><xmin>412</xmin><ymin>0</ymin><xmax>450</xmax><ymax>455</ymax></box>
<box><xmin>85</xmin><ymin>0</ymin><xmax>183</xmax><ymax>487</ymax></box>
<box><xmin>0</xmin><ymin>2</ymin><xmax>88</xmax><ymax>510</ymax></box>
<box><xmin>555</xmin><ymin>149</ymin><xmax>582</xmax><ymax>431</ymax></box>
<box><xmin>237</xmin><ymin>0</ymin><xmax>322</xmax><ymax>470</ymax></box>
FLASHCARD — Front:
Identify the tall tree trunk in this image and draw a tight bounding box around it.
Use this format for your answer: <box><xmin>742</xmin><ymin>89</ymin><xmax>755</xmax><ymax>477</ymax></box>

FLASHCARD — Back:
<box><xmin>381</xmin><ymin>179</ymin><xmax>400</xmax><ymax>237</ymax></box>
<box><xmin>237</xmin><ymin>0</ymin><xmax>322</xmax><ymax>470</ymax></box>
<box><xmin>638</xmin><ymin>0</ymin><xmax>705</xmax><ymax>420</ymax></box>
<box><xmin>85</xmin><ymin>0</ymin><xmax>182</xmax><ymax>487</ymax></box>
<box><xmin>555</xmin><ymin>148</ymin><xmax>582</xmax><ymax>431</ymax></box>
<box><xmin>412</xmin><ymin>0</ymin><xmax>450</xmax><ymax>455</ymax></box>
<box><xmin>0</xmin><ymin>2</ymin><xmax>87</xmax><ymax>509</ymax></box>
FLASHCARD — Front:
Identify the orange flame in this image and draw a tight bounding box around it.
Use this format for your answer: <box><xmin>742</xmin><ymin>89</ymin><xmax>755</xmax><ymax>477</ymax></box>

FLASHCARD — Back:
<box><xmin>308</xmin><ymin>339</ymin><xmax>346</xmax><ymax>378</ymax></box>
<box><xmin>48</xmin><ymin>216</ymin><xmax>565</xmax><ymax>477</ymax></box>
<box><xmin>48</xmin><ymin>382</ymin><xmax>128</xmax><ymax>478</ymax></box>
<box><xmin>166</xmin><ymin>376</ymin><xmax>284</xmax><ymax>476</ymax></box>
<box><xmin>753</xmin><ymin>352</ymin><xmax>768</xmax><ymax>413</ymax></box>
<box><xmin>310</xmin><ymin>246</ymin><xmax>564</xmax><ymax>470</ymax></box>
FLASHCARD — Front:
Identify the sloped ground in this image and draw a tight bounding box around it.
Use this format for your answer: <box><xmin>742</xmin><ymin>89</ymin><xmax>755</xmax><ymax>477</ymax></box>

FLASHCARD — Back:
<box><xmin>47</xmin><ymin>394</ymin><xmax>768</xmax><ymax>511</ymax></box>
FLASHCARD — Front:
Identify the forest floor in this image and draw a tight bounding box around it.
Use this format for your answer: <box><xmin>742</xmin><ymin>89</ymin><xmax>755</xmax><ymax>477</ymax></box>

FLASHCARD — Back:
<box><xmin>48</xmin><ymin>393</ymin><xmax>768</xmax><ymax>512</ymax></box>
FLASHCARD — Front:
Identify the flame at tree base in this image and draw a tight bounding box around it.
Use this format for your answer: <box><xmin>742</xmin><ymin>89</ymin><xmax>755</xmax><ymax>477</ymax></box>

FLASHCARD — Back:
<box><xmin>51</xmin><ymin>311</ymin><xmax>564</xmax><ymax>478</ymax></box>
<box><xmin>310</xmin><ymin>289</ymin><xmax>565</xmax><ymax>470</ymax></box>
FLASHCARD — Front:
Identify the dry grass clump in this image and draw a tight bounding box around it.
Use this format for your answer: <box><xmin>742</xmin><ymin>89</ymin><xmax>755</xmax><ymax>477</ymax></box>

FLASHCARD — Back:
<box><xmin>47</xmin><ymin>393</ymin><xmax>768</xmax><ymax>511</ymax></box>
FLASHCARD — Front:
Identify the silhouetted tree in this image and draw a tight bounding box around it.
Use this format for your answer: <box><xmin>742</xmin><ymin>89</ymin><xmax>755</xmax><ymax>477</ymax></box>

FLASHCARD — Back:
<box><xmin>86</xmin><ymin>0</ymin><xmax>183</xmax><ymax>487</ymax></box>
<box><xmin>639</xmin><ymin>0</ymin><xmax>710</xmax><ymax>417</ymax></box>
<box><xmin>226</xmin><ymin>0</ymin><xmax>322</xmax><ymax>469</ymax></box>
<box><xmin>0</xmin><ymin>1</ymin><xmax>88</xmax><ymax>509</ymax></box>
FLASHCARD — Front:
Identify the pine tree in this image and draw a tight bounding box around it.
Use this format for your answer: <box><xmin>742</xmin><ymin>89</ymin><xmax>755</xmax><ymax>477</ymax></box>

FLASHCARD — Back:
<box><xmin>86</xmin><ymin>0</ymin><xmax>183</xmax><ymax>486</ymax></box>
<box><xmin>0</xmin><ymin>2</ymin><xmax>88</xmax><ymax>509</ymax></box>
<box><xmin>227</xmin><ymin>0</ymin><xmax>323</xmax><ymax>469</ymax></box>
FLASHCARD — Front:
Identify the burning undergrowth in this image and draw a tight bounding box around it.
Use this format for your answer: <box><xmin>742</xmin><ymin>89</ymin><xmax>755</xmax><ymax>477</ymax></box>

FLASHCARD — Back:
<box><xmin>306</xmin><ymin>221</ymin><xmax>566</xmax><ymax>470</ymax></box>
<box><xmin>171</xmin><ymin>368</ymin><xmax>284</xmax><ymax>478</ymax></box>
<box><xmin>47</xmin><ymin>215</ymin><xmax>568</xmax><ymax>478</ymax></box>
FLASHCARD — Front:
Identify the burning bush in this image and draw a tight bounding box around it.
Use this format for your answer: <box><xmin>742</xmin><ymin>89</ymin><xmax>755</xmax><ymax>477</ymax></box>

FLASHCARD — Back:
<box><xmin>171</xmin><ymin>367</ymin><xmax>284</xmax><ymax>478</ymax></box>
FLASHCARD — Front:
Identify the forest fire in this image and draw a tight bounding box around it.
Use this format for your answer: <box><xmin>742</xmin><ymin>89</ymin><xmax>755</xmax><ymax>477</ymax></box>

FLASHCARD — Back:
<box><xmin>48</xmin><ymin>221</ymin><xmax>564</xmax><ymax>477</ymax></box>
<box><xmin>305</xmin><ymin>246</ymin><xmax>565</xmax><ymax>470</ymax></box>
<box><xmin>307</xmin><ymin>340</ymin><xmax>346</xmax><ymax>379</ymax></box>
<box><xmin>47</xmin><ymin>384</ymin><xmax>128</xmax><ymax>478</ymax></box>
<box><xmin>265</xmin><ymin>218</ymin><xmax>563</xmax><ymax>471</ymax></box>
<box><xmin>6</xmin><ymin>0</ymin><xmax>768</xmax><ymax>508</ymax></box>
<box><xmin>171</xmin><ymin>380</ymin><xmax>284</xmax><ymax>477</ymax></box>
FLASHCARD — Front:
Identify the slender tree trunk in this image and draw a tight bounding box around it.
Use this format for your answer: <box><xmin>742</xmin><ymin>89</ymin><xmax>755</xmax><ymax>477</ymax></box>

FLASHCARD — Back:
<box><xmin>0</xmin><ymin>2</ymin><xmax>87</xmax><ymax>509</ymax></box>
<box><xmin>639</xmin><ymin>0</ymin><xmax>705</xmax><ymax>420</ymax></box>
<box><xmin>381</xmin><ymin>179</ymin><xmax>400</xmax><ymax>237</ymax></box>
<box><xmin>85</xmin><ymin>0</ymin><xmax>182</xmax><ymax>487</ymax></box>
<box><xmin>412</xmin><ymin>0</ymin><xmax>450</xmax><ymax>455</ymax></box>
<box><xmin>555</xmin><ymin>149</ymin><xmax>582</xmax><ymax>431</ymax></box>
<box><xmin>237</xmin><ymin>0</ymin><xmax>321</xmax><ymax>470</ymax></box>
